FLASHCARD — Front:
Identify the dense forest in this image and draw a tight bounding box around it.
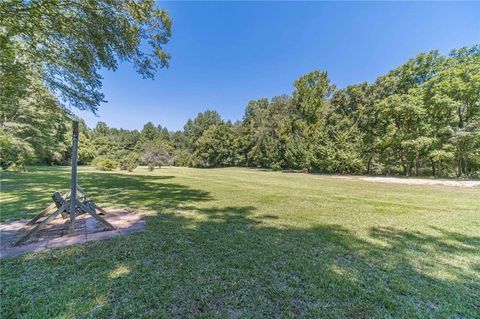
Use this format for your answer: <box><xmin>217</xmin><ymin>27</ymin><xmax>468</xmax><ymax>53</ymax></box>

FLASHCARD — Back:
<box><xmin>1</xmin><ymin>46</ymin><xmax>479</xmax><ymax>177</ymax></box>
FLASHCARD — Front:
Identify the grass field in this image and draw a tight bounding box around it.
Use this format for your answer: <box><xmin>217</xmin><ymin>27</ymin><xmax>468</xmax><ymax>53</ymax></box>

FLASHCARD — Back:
<box><xmin>1</xmin><ymin>166</ymin><xmax>479</xmax><ymax>318</ymax></box>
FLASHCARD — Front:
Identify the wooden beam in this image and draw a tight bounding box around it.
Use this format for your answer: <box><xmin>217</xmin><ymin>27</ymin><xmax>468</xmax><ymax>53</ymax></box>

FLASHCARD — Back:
<box><xmin>93</xmin><ymin>203</ymin><xmax>109</xmax><ymax>215</ymax></box>
<box><xmin>13</xmin><ymin>201</ymin><xmax>69</xmax><ymax>246</ymax></box>
<box><xmin>77</xmin><ymin>185</ymin><xmax>87</xmax><ymax>197</ymax></box>
<box><xmin>26</xmin><ymin>202</ymin><xmax>56</xmax><ymax>226</ymax></box>
<box><xmin>27</xmin><ymin>190</ymin><xmax>70</xmax><ymax>225</ymax></box>
<box><xmin>77</xmin><ymin>200</ymin><xmax>116</xmax><ymax>230</ymax></box>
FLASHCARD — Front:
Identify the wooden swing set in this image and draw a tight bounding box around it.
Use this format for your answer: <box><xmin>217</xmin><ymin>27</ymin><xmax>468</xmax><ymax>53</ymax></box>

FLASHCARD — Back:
<box><xmin>13</xmin><ymin>121</ymin><xmax>116</xmax><ymax>246</ymax></box>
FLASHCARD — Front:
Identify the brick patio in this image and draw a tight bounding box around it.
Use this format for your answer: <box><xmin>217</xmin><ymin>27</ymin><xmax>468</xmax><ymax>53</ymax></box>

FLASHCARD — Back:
<box><xmin>0</xmin><ymin>209</ymin><xmax>145</xmax><ymax>258</ymax></box>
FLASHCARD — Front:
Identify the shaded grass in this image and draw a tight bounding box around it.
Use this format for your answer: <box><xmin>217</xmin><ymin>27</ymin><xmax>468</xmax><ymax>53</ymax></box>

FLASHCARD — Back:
<box><xmin>1</xmin><ymin>166</ymin><xmax>479</xmax><ymax>318</ymax></box>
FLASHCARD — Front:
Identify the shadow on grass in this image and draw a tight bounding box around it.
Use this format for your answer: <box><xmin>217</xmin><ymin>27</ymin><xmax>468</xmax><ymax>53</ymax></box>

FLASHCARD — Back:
<box><xmin>1</xmin><ymin>168</ymin><xmax>479</xmax><ymax>317</ymax></box>
<box><xmin>1</xmin><ymin>201</ymin><xmax>479</xmax><ymax>318</ymax></box>
<box><xmin>0</xmin><ymin>168</ymin><xmax>211</xmax><ymax>221</ymax></box>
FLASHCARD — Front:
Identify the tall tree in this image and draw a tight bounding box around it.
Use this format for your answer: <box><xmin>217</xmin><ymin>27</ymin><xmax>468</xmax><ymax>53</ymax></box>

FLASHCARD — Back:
<box><xmin>193</xmin><ymin>123</ymin><xmax>235</xmax><ymax>167</ymax></box>
<box><xmin>0</xmin><ymin>0</ymin><xmax>172</xmax><ymax>112</ymax></box>
<box><xmin>422</xmin><ymin>57</ymin><xmax>480</xmax><ymax>176</ymax></box>
<box><xmin>0</xmin><ymin>70</ymin><xmax>70</xmax><ymax>169</ymax></box>
<box><xmin>141</xmin><ymin>122</ymin><xmax>160</xmax><ymax>141</ymax></box>
<box><xmin>239</xmin><ymin>98</ymin><xmax>269</xmax><ymax>166</ymax></box>
<box><xmin>331</xmin><ymin>83</ymin><xmax>379</xmax><ymax>173</ymax></box>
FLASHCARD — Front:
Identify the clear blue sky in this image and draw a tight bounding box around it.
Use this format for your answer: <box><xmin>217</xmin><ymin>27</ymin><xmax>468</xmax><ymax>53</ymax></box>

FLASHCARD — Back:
<box><xmin>74</xmin><ymin>1</ymin><xmax>480</xmax><ymax>131</ymax></box>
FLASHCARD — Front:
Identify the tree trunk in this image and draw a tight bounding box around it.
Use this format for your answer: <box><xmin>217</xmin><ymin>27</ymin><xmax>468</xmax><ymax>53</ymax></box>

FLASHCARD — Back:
<box><xmin>400</xmin><ymin>147</ymin><xmax>407</xmax><ymax>176</ymax></box>
<box><xmin>415</xmin><ymin>150</ymin><xmax>419</xmax><ymax>176</ymax></box>
<box><xmin>456</xmin><ymin>152</ymin><xmax>463</xmax><ymax>177</ymax></box>
<box><xmin>406</xmin><ymin>162</ymin><xmax>411</xmax><ymax>177</ymax></box>
<box><xmin>367</xmin><ymin>154</ymin><xmax>374</xmax><ymax>175</ymax></box>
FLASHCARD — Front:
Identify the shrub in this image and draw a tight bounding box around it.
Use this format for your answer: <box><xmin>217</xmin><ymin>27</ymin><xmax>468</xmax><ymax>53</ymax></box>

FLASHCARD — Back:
<box><xmin>0</xmin><ymin>130</ymin><xmax>34</xmax><ymax>171</ymax></box>
<box><xmin>92</xmin><ymin>157</ymin><xmax>118</xmax><ymax>171</ymax></box>
<box><xmin>270</xmin><ymin>163</ymin><xmax>282</xmax><ymax>171</ymax></box>
<box><xmin>119</xmin><ymin>153</ymin><xmax>140</xmax><ymax>172</ymax></box>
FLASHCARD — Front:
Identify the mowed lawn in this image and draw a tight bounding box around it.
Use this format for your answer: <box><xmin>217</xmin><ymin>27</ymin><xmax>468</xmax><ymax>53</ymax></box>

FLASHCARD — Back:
<box><xmin>1</xmin><ymin>167</ymin><xmax>479</xmax><ymax>318</ymax></box>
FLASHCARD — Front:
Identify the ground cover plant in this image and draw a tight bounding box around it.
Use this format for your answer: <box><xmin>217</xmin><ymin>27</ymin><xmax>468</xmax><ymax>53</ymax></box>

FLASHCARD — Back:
<box><xmin>1</xmin><ymin>166</ymin><xmax>479</xmax><ymax>318</ymax></box>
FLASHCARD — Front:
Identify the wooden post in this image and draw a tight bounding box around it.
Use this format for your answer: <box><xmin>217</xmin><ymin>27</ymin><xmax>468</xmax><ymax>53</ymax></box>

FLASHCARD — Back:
<box><xmin>13</xmin><ymin>202</ymin><xmax>69</xmax><ymax>246</ymax></box>
<box><xmin>69</xmin><ymin>121</ymin><xmax>79</xmax><ymax>235</ymax></box>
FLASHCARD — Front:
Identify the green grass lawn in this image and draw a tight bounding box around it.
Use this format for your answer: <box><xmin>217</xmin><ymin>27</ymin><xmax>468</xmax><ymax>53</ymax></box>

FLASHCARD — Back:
<box><xmin>1</xmin><ymin>166</ymin><xmax>479</xmax><ymax>318</ymax></box>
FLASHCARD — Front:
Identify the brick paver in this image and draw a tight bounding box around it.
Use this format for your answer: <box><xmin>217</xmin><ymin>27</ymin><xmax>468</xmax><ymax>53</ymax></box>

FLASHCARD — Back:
<box><xmin>0</xmin><ymin>209</ymin><xmax>145</xmax><ymax>258</ymax></box>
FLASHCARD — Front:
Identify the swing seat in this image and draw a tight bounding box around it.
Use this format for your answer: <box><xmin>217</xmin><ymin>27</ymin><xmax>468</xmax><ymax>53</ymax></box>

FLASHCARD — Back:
<box><xmin>52</xmin><ymin>192</ymin><xmax>71</xmax><ymax>218</ymax></box>
<box><xmin>52</xmin><ymin>192</ymin><xmax>103</xmax><ymax>218</ymax></box>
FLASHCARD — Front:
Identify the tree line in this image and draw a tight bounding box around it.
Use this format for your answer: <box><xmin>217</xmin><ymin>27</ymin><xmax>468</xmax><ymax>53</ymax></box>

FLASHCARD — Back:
<box><xmin>1</xmin><ymin>46</ymin><xmax>479</xmax><ymax>177</ymax></box>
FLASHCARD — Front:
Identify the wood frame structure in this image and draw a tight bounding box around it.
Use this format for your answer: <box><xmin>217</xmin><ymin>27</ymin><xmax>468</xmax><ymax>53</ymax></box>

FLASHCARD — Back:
<box><xmin>13</xmin><ymin>121</ymin><xmax>115</xmax><ymax>246</ymax></box>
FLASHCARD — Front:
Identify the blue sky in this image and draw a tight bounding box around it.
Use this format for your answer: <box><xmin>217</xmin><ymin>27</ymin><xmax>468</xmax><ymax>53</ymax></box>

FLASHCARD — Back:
<box><xmin>74</xmin><ymin>1</ymin><xmax>480</xmax><ymax>131</ymax></box>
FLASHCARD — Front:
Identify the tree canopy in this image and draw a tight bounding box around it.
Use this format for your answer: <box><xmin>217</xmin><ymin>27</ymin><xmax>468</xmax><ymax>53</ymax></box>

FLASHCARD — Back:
<box><xmin>0</xmin><ymin>0</ymin><xmax>172</xmax><ymax>113</ymax></box>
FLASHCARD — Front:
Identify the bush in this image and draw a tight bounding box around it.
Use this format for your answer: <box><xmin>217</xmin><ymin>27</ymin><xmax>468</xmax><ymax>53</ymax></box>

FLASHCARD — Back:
<box><xmin>270</xmin><ymin>163</ymin><xmax>282</xmax><ymax>171</ymax></box>
<box><xmin>92</xmin><ymin>157</ymin><xmax>118</xmax><ymax>171</ymax></box>
<box><xmin>119</xmin><ymin>153</ymin><xmax>140</xmax><ymax>172</ymax></box>
<box><xmin>0</xmin><ymin>130</ymin><xmax>34</xmax><ymax>171</ymax></box>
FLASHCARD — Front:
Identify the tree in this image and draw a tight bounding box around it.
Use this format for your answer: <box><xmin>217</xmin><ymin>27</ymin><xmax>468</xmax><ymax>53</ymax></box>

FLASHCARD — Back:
<box><xmin>193</xmin><ymin>124</ymin><xmax>235</xmax><ymax>167</ymax></box>
<box><xmin>422</xmin><ymin>57</ymin><xmax>480</xmax><ymax>177</ymax></box>
<box><xmin>289</xmin><ymin>71</ymin><xmax>336</xmax><ymax>171</ymax></box>
<box><xmin>182</xmin><ymin>110</ymin><xmax>223</xmax><ymax>165</ymax></box>
<box><xmin>0</xmin><ymin>69</ymin><xmax>70</xmax><ymax>169</ymax></box>
<box><xmin>307</xmin><ymin>107</ymin><xmax>364</xmax><ymax>174</ymax></box>
<box><xmin>184</xmin><ymin>110</ymin><xmax>223</xmax><ymax>143</ymax></box>
<box><xmin>141</xmin><ymin>122</ymin><xmax>160</xmax><ymax>142</ymax></box>
<box><xmin>376</xmin><ymin>93</ymin><xmax>428</xmax><ymax>176</ymax></box>
<box><xmin>118</xmin><ymin>129</ymin><xmax>141</xmax><ymax>152</ymax></box>
<box><xmin>0</xmin><ymin>130</ymin><xmax>34</xmax><ymax>171</ymax></box>
<box><xmin>170</xmin><ymin>130</ymin><xmax>190</xmax><ymax>166</ymax></box>
<box><xmin>292</xmin><ymin>70</ymin><xmax>335</xmax><ymax>124</ymax></box>
<box><xmin>246</xmin><ymin>96</ymin><xmax>290</xmax><ymax>169</ymax></box>
<box><xmin>0</xmin><ymin>0</ymin><xmax>172</xmax><ymax>112</ymax></box>
<box><xmin>331</xmin><ymin>83</ymin><xmax>379</xmax><ymax>173</ymax></box>
<box><xmin>94</xmin><ymin>122</ymin><xmax>109</xmax><ymax>136</ymax></box>
<box><xmin>119</xmin><ymin>152</ymin><xmax>140</xmax><ymax>172</ymax></box>
<box><xmin>142</xmin><ymin>141</ymin><xmax>172</xmax><ymax>170</ymax></box>
<box><xmin>374</xmin><ymin>50</ymin><xmax>445</xmax><ymax>97</ymax></box>
<box><xmin>239</xmin><ymin>98</ymin><xmax>269</xmax><ymax>166</ymax></box>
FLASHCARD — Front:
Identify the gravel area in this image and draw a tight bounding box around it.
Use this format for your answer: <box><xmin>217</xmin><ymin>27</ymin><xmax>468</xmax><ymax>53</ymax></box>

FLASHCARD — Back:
<box><xmin>360</xmin><ymin>177</ymin><xmax>480</xmax><ymax>188</ymax></box>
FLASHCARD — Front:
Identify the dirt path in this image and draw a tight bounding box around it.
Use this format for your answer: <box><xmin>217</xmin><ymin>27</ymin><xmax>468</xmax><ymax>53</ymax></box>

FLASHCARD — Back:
<box><xmin>360</xmin><ymin>177</ymin><xmax>480</xmax><ymax>188</ymax></box>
